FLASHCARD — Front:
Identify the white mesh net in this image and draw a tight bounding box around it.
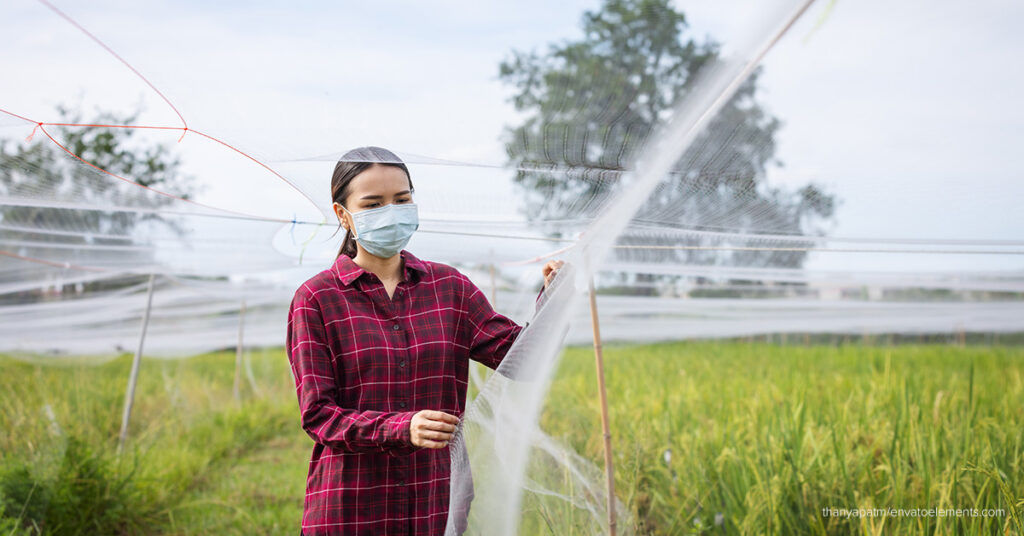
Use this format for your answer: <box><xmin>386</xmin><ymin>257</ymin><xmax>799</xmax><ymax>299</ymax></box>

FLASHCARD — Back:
<box><xmin>2</xmin><ymin>0</ymin><xmax>1023</xmax><ymax>533</ymax></box>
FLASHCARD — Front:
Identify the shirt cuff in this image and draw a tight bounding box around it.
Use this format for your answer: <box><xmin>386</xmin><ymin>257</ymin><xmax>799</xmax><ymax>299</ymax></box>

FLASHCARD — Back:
<box><xmin>387</xmin><ymin>411</ymin><xmax>421</xmax><ymax>457</ymax></box>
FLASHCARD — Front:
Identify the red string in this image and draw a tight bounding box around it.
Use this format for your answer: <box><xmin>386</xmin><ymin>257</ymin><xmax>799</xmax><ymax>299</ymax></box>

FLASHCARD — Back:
<box><xmin>36</xmin><ymin>122</ymin><xmax>288</xmax><ymax>222</ymax></box>
<box><xmin>0</xmin><ymin>249</ymin><xmax>108</xmax><ymax>272</ymax></box>
<box><xmin>0</xmin><ymin>110</ymin><xmax>317</xmax><ymax>223</ymax></box>
<box><xmin>3</xmin><ymin>1</ymin><xmax>323</xmax><ymax>219</ymax></box>
<box><xmin>43</xmin><ymin>122</ymin><xmax>185</xmax><ymax>131</ymax></box>
<box><xmin>1</xmin><ymin>108</ymin><xmax>36</xmax><ymax>124</ymax></box>
<box><xmin>36</xmin><ymin>0</ymin><xmax>189</xmax><ymax>132</ymax></box>
<box><xmin>26</xmin><ymin>123</ymin><xmax>42</xmax><ymax>142</ymax></box>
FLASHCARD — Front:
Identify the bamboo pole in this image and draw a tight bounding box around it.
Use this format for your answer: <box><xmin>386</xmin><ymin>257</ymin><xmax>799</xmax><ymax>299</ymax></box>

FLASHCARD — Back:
<box><xmin>588</xmin><ymin>276</ymin><xmax>617</xmax><ymax>536</ymax></box>
<box><xmin>233</xmin><ymin>298</ymin><xmax>246</xmax><ymax>402</ymax></box>
<box><xmin>118</xmin><ymin>273</ymin><xmax>156</xmax><ymax>455</ymax></box>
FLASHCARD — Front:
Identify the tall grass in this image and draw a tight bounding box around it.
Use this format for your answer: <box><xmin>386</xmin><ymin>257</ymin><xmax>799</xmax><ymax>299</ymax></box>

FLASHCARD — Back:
<box><xmin>0</xmin><ymin>348</ymin><xmax>303</xmax><ymax>535</ymax></box>
<box><xmin>539</xmin><ymin>341</ymin><xmax>1024</xmax><ymax>535</ymax></box>
<box><xmin>2</xmin><ymin>341</ymin><xmax>1022</xmax><ymax>534</ymax></box>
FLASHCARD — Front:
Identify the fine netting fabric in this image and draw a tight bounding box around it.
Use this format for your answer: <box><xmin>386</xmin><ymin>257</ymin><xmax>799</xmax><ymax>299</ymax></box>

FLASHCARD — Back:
<box><xmin>2</xmin><ymin>0</ymin><xmax>1024</xmax><ymax>533</ymax></box>
<box><xmin>440</xmin><ymin>1</ymin><xmax>833</xmax><ymax>531</ymax></box>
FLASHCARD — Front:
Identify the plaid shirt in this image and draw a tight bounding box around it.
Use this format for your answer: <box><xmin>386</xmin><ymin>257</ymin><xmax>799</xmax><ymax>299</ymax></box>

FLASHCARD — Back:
<box><xmin>286</xmin><ymin>249</ymin><xmax>542</xmax><ymax>535</ymax></box>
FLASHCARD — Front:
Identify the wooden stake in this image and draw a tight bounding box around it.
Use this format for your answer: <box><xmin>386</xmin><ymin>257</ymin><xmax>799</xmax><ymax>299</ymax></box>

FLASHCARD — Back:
<box><xmin>233</xmin><ymin>298</ymin><xmax>246</xmax><ymax>402</ymax></box>
<box><xmin>588</xmin><ymin>276</ymin><xmax>617</xmax><ymax>536</ymax></box>
<box><xmin>118</xmin><ymin>273</ymin><xmax>156</xmax><ymax>455</ymax></box>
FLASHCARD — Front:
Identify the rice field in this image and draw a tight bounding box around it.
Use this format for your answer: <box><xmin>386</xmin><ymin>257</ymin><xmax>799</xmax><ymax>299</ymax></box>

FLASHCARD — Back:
<box><xmin>541</xmin><ymin>341</ymin><xmax>1024</xmax><ymax>535</ymax></box>
<box><xmin>1</xmin><ymin>339</ymin><xmax>1021</xmax><ymax>535</ymax></box>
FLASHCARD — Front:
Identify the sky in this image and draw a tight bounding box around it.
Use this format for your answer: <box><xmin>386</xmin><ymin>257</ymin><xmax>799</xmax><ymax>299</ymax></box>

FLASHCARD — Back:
<box><xmin>2</xmin><ymin>0</ymin><xmax>1022</xmax><ymax>280</ymax></box>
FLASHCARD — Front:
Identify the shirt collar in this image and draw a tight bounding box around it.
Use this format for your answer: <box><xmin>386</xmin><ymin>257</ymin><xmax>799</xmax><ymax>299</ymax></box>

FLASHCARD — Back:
<box><xmin>332</xmin><ymin>249</ymin><xmax>428</xmax><ymax>287</ymax></box>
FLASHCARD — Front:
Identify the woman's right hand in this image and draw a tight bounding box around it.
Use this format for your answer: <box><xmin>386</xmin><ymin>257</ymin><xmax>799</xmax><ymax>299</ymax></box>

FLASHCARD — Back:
<box><xmin>410</xmin><ymin>410</ymin><xmax>460</xmax><ymax>449</ymax></box>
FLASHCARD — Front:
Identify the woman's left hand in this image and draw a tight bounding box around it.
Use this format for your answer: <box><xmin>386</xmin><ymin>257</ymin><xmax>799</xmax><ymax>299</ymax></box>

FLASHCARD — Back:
<box><xmin>542</xmin><ymin>259</ymin><xmax>565</xmax><ymax>289</ymax></box>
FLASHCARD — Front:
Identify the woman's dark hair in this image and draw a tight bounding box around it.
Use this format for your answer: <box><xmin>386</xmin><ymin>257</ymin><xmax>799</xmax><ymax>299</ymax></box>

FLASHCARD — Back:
<box><xmin>331</xmin><ymin>146</ymin><xmax>413</xmax><ymax>258</ymax></box>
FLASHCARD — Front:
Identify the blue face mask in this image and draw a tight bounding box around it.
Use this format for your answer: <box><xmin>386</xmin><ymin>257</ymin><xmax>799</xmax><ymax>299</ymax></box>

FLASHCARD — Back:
<box><xmin>340</xmin><ymin>202</ymin><xmax>419</xmax><ymax>259</ymax></box>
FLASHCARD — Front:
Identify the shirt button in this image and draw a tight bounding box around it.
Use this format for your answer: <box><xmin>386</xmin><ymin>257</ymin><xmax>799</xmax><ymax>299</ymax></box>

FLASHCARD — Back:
<box><xmin>392</xmin><ymin>323</ymin><xmax>401</xmax><ymax>331</ymax></box>
<box><xmin>398</xmin><ymin>401</ymin><xmax>407</xmax><ymax>408</ymax></box>
<box><xmin>398</xmin><ymin>479</ymin><xmax>406</xmax><ymax>486</ymax></box>
<box><xmin>398</xmin><ymin>360</ymin><xmax>406</xmax><ymax>368</ymax></box>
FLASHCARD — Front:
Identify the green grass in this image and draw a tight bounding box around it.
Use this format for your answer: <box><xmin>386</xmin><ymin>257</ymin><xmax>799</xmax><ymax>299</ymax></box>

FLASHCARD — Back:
<box><xmin>0</xmin><ymin>347</ymin><xmax>307</xmax><ymax>535</ymax></box>
<box><xmin>1</xmin><ymin>341</ymin><xmax>1022</xmax><ymax>535</ymax></box>
<box><xmin>536</xmin><ymin>341</ymin><xmax>1024</xmax><ymax>535</ymax></box>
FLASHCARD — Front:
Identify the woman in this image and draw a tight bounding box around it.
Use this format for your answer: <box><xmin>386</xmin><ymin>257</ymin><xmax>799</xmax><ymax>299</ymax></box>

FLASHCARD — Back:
<box><xmin>286</xmin><ymin>146</ymin><xmax>563</xmax><ymax>535</ymax></box>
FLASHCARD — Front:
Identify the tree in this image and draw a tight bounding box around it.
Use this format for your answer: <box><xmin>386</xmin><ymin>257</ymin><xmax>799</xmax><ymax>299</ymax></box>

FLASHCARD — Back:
<box><xmin>0</xmin><ymin>104</ymin><xmax>199</xmax><ymax>298</ymax></box>
<box><xmin>499</xmin><ymin>0</ymin><xmax>836</xmax><ymax>291</ymax></box>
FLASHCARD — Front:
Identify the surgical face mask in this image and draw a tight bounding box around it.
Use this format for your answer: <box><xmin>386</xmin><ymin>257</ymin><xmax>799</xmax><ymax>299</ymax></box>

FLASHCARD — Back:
<box><xmin>339</xmin><ymin>202</ymin><xmax>419</xmax><ymax>259</ymax></box>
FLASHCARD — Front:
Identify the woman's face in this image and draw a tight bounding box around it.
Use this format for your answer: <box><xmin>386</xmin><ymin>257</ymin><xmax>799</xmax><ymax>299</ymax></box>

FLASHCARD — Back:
<box><xmin>333</xmin><ymin>164</ymin><xmax>414</xmax><ymax>235</ymax></box>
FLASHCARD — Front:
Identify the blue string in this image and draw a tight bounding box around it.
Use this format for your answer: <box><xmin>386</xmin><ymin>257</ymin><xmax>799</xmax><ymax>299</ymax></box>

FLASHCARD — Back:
<box><xmin>289</xmin><ymin>213</ymin><xmax>298</xmax><ymax>246</ymax></box>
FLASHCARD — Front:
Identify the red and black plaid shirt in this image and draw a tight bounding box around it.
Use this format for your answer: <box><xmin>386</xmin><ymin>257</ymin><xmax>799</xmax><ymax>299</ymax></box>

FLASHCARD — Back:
<box><xmin>286</xmin><ymin>249</ymin><xmax>542</xmax><ymax>535</ymax></box>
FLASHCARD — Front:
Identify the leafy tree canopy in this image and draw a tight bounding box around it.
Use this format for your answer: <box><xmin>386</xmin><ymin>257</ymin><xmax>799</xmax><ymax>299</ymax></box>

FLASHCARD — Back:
<box><xmin>0</xmin><ymin>103</ymin><xmax>199</xmax><ymax>296</ymax></box>
<box><xmin>499</xmin><ymin>0</ymin><xmax>836</xmax><ymax>276</ymax></box>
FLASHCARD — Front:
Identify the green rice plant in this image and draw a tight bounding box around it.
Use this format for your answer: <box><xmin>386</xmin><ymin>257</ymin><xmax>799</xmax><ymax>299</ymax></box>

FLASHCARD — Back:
<box><xmin>0</xmin><ymin>348</ymin><xmax>303</xmax><ymax>535</ymax></box>
<box><xmin>2</xmin><ymin>340</ymin><xmax>1021</xmax><ymax>535</ymax></box>
<box><xmin>539</xmin><ymin>341</ymin><xmax>1024</xmax><ymax>535</ymax></box>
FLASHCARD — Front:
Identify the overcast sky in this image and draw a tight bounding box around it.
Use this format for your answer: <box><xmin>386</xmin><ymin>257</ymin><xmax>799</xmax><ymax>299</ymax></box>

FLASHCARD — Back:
<box><xmin>3</xmin><ymin>0</ymin><xmax>1022</xmax><ymax>278</ymax></box>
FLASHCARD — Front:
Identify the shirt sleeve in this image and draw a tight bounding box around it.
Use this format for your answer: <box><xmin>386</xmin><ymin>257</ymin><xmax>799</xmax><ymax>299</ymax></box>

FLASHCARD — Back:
<box><xmin>461</xmin><ymin>274</ymin><xmax>530</xmax><ymax>371</ymax></box>
<box><xmin>286</xmin><ymin>288</ymin><xmax>420</xmax><ymax>457</ymax></box>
